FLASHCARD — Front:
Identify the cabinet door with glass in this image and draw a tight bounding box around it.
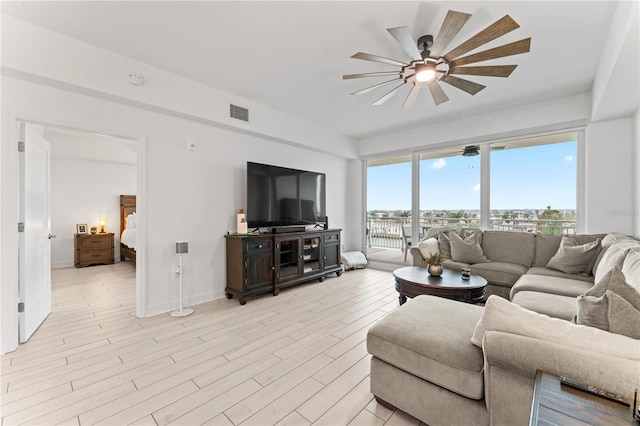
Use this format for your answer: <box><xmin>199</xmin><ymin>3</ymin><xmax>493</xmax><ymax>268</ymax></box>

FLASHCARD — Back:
<box><xmin>302</xmin><ymin>235</ymin><xmax>322</xmax><ymax>276</ymax></box>
<box><xmin>275</xmin><ymin>235</ymin><xmax>301</xmax><ymax>284</ymax></box>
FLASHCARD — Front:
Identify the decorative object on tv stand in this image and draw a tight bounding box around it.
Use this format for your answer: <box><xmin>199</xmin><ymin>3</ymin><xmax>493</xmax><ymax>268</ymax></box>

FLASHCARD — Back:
<box><xmin>425</xmin><ymin>253</ymin><xmax>443</xmax><ymax>277</ymax></box>
<box><xmin>343</xmin><ymin>10</ymin><xmax>531</xmax><ymax>107</ymax></box>
<box><xmin>171</xmin><ymin>241</ymin><xmax>194</xmax><ymax>318</ymax></box>
<box><xmin>98</xmin><ymin>217</ymin><xmax>107</xmax><ymax>233</ymax></box>
<box><xmin>90</xmin><ymin>226</ymin><xmax>97</xmax><ymax>234</ymax></box>
<box><xmin>237</xmin><ymin>209</ymin><xmax>247</xmax><ymax>234</ymax></box>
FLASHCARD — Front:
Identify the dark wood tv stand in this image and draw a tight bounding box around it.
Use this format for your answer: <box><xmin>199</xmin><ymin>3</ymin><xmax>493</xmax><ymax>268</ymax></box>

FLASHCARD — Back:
<box><xmin>225</xmin><ymin>229</ymin><xmax>342</xmax><ymax>304</ymax></box>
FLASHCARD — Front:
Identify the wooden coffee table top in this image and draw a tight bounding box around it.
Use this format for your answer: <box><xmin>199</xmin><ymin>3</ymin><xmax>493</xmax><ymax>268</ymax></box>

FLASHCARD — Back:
<box><xmin>393</xmin><ymin>266</ymin><xmax>487</xmax><ymax>304</ymax></box>
<box><xmin>393</xmin><ymin>267</ymin><xmax>487</xmax><ymax>290</ymax></box>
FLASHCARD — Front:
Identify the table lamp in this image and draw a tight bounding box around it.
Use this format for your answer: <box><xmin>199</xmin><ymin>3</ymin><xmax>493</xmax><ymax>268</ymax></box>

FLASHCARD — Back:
<box><xmin>98</xmin><ymin>218</ymin><xmax>107</xmax><ymax>233</ymax></box>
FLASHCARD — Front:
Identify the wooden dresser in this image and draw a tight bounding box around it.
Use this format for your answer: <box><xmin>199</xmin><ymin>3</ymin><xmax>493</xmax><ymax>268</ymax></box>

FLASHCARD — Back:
<box><xmin>74</xmin><ymin>233</ymin><xmax>115</xmax><ymax>268</ymax></box>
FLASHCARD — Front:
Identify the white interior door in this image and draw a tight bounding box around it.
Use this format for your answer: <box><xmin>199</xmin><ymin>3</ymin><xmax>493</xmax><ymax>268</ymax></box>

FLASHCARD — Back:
<box><xmin>18</xmin><ymin>122</ymin><xmax>52</xmax><ymax>343</ymax></box>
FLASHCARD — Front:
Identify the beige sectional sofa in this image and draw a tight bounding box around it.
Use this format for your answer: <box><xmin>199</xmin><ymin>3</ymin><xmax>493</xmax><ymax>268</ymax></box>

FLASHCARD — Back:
<box><xmin>368</xmin><ymin>230</ymin><xmax>640</xmax><ymax>425</ymax></box>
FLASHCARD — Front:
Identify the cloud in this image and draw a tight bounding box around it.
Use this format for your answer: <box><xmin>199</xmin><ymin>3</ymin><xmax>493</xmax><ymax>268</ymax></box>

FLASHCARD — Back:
<box><xmin>429</xmin><ymin>158</ymin><xmax>447</xmax><ymax>170</ymax></box>
<box><xmin>564</xmin><ymin>155</ymin><xmax>574</xmax><ymax>162</ymax></box>
<box><xmin>472</xmin><ymin>183</ymin><xmax>480</xmax><ymax>192</ymax></box>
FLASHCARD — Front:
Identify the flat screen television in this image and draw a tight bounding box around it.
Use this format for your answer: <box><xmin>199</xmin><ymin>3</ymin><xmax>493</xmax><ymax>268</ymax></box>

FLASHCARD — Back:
<box><xmin>247</xmin><ymin>162</ymin><xmax>326</xmax><ymax>229</ymax></box>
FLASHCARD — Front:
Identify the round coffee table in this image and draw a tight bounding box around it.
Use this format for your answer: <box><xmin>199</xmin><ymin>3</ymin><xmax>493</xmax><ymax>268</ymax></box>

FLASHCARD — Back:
<box><xmin>393</xmin><ymin>266</ymin><xmax>487</xmax><ymax>305</ymax></box>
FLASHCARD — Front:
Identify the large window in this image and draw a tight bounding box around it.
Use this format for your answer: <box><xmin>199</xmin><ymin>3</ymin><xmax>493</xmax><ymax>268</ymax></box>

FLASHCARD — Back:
<box><xmin>490</xmin><ymin>133</ymin><xmax>577</xmax><ymax>233</ymax></box>
<box><xmin>364</xmin><ymin>131</ymin><xmax>581</xmax><ymax>264</ymax></box>
<box><xmin>419</xmin><ymin>148</ymin><xmax>480</xmax><ymax>230</ymax></box>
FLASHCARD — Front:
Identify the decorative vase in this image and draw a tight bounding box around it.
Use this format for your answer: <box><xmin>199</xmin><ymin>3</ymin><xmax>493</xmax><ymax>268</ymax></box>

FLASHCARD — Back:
<box><xmin>428</xmin><ymin>264</ymin><xmax>443</xmax><ymax>277</ymax></box>
<box><xmin>90</xmin><ymin>227</ymin><xmax>97</xmax><ymax>234</ymax></box>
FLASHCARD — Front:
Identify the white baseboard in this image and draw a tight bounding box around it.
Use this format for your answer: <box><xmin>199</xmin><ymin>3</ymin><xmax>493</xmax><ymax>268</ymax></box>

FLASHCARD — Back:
<box><xmin>52</xmin><ymin>260</ymin><xmax>74</xmax><ymax>269</ymax></box>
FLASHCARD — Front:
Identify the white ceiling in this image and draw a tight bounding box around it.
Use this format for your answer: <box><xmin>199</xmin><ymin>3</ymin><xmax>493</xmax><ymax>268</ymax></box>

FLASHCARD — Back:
<box><xmin>2</xmin><ymin>1</ymin><xmax>624</xmax><ymax>139</ymax></box>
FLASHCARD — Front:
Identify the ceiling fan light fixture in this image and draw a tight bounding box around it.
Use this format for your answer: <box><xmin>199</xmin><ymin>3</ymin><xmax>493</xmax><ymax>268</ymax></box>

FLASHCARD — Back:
<box><xmin>462</xmin><ymin>145</ymin><xmax>480</xmax><ymax>156</ymax></box>
<box><xmin>414</xmin><ymin>62</ymin><xmax>436</xmax><ymax>82</ymax></box>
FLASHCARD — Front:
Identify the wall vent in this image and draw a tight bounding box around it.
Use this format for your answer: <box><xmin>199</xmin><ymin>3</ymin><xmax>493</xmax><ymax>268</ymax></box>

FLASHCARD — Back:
<box><xmin>230</xmin><ymin>104</ymin><xmax>249</xmax><ymax>122</ymax></box>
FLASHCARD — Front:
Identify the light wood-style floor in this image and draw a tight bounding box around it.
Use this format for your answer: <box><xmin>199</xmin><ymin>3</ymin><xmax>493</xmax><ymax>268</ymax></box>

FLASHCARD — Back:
<box><xmin>1</xmin><ymin>262</ymin><xmax>425</xmax><ymax>426</ymax></box>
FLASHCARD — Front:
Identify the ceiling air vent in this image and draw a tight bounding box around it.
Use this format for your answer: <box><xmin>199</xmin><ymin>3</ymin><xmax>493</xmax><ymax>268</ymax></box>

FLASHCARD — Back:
<box><xmin>230</xmin><ymin>104</ymin><xmax>249</xmax><ymax>122</ymax></box>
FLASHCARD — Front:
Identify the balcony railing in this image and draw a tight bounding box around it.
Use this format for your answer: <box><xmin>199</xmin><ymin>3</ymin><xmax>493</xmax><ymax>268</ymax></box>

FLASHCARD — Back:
<box><xmin>367</xmin><ymin>216</ymin><xmax>576</xmax><ymax>251</ymax></box>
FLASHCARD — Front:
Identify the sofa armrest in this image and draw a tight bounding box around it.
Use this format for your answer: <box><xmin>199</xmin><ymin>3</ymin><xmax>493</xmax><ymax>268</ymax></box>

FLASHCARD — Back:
<box><xmin>484</xmin><ymin>330</ymin><xmax>640</xmax><ymax>401</ymax></box>
<box><xmin>410</xmin><ymin>247</ymin><xmax>427</xmax><ymax>267</ymax></box>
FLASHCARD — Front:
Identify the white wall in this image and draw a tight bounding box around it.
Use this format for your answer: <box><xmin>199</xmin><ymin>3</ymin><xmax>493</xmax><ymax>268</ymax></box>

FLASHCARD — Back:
<box><xmin>1</xmin><ymin>16</ymin><xmax>354</xmax><ymax>354</ymax></box>
<box><xmin>584</xmin><ymin>118</ymin><xmax>634</xmax><ymax>234</ymax></box>
<box><xmin>634</xmin><ymin>108</ymin><xmax>640</xmax><ymax>238</ymax></box>
<box><xmin>1</xmin><ymin>75</ymin><xmax>350</xmax><ymax>354</ymax></box>
<box><xmin>356</xmin><ymin>93</ymin><xmax>592</xmax><ymax>158</ymax></box>
<box><xmin>50</xmin><ymin>157</ymin><xmax>136</xmax><ymax>267</ymax></box>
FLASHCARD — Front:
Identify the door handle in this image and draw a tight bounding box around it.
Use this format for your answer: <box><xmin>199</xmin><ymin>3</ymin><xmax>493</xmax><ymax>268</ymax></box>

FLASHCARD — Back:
<box><xmin>48</xmin><ymin>234</ymin><xmax>56</xmax><ymax>239</ymax></box>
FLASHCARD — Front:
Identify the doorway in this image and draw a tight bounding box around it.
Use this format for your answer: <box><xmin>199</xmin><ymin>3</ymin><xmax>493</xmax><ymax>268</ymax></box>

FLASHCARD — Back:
<box><xmin>17</xmin><ymin>120</ymin><xmax>144</xmax><ymax>344</ymax></box>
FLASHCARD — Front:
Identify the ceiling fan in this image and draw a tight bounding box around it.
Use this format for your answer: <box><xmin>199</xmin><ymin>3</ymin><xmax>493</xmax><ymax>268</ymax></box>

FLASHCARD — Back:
<box><xmin>343</xmin><ymin>10</ymin><xmax>531</xmax><ymax>107</ymax></box>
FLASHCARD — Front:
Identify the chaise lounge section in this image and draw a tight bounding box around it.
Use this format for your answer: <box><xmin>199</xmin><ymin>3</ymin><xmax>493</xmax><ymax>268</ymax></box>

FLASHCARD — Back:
<box><xmin>369</xmin><ymin>230</ymin><xmax>640</xmax><ymax>425</ymax></box>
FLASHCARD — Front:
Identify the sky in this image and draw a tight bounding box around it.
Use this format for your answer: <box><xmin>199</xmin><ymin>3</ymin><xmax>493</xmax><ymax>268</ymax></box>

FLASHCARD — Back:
<box><xmin>367</xmin><ymin>141</ymin><xmax>577</xmax><ymax>211</ymax></box>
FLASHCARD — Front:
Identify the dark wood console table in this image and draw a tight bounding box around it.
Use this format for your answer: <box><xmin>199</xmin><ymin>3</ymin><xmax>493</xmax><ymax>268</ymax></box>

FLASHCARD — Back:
<box><xmin>530</xmin><ymin>370</ymin><xmax>636</xmax><ymax>425</ymax></box>
<box><xmin>225</xmin><ymin>229</ymin><xmax>342</xmax><ymax>304</ymax></box>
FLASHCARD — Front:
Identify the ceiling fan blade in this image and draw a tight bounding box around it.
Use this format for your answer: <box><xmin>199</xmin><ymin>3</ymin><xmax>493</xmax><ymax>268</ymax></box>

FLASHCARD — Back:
<box><xmin>427</xmin><ymin>81</ymin><xmax>449</xmax><ymax>105</ymax></box>
<box><xmin>450</xmin><ymin>38</ymin><xmax>531</xmax><ymax>67</ymax></box>
<box><xmin>387</xmin><ymin>26</ymin><xmax>423</xmax><ymax>61</ymax></box>
<box><xmin>443</xmin><ymin>15</ymin><xmax>520</xmax><ymax>61</ymax></box>
<box><xmin>350</xmin><ymin>78</ymin><xmax>403</xmax><ymax>95</ymax></box>
<box><xmin>430</xmin><ymin>10</ymin><xmax>472</xmax><ymax>57</ymax></box>
<box><xmin>351</xmin><ymin>52</ymin><xmax>409</xmax><ymax>67</ymax></box>
<box><xmin>450</xmin><ymin>65</ymin><xmax>518</xmax><ymax>78</ymax></box>
<box><xmin>440</xmin><ymin>75</ymin><xmax>485</xmax><ymax>95</ymax></box>
<box><xmin>343</xmin><ymin>71</ymin><xmax>401</xmax><ymax>80</ymax></box>
<box><xmin>402</xmin><ymin>83</ymin><xmax>421</xmax><ymax>108</ymax></box>
<box><xmin>373</xmin><ymin>82</ymin><xmax>407</xmax><ymax>106</ymax></box>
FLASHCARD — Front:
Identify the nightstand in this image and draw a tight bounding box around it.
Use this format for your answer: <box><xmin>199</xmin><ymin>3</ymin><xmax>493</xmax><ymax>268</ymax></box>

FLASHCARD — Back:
<box><xmin>74</xmin><ymin>233</ymin><xmax>115</xmax><ymax>268</ymax></box>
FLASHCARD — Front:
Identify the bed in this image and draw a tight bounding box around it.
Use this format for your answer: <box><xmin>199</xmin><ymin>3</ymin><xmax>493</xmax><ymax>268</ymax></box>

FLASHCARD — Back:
<box><xmin>120</xmin><ymin>195</ymin><xmax>137</xmax><ymax>263</ymax></box>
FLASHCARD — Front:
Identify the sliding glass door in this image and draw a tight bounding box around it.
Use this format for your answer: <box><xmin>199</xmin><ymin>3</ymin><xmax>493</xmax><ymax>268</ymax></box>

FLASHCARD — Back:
<box><xmin>364</xmin><ymin>130</ymin><xmax>581</xmax><ymax>265</ymax></box>
<box><xmin>366</xmin><ymin>155</ymin><xmax>412</xmax><ymax>263</ymax></box>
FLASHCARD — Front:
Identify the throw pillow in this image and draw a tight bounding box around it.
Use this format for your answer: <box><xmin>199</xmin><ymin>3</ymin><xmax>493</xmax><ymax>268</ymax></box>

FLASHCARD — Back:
<box><xmin>438</xmin><ymin>231</ymin><xmax>458</xmax><ymax>260</ymax></box>
<box><xmin>575</xmin><ymin>266</ymin><xmax>640</xmax><ymax>339</ymax></box>
<box><xmin>585</xmin><ymin>265</ymin><xmax>640</xmax><ymax>310</ymax></box>
<box><xmin>576</xmin><ymin>293</ymin><xmax>610</xmax><ymax>331</ymax></box>
<box><xmin>470</xmin><ymin>295</ymin><xmax>640</xmax><ymax>361</ymax></box>
<box><xmin>417</xmin><ymin>238</ymin><xmax>440</xmax><ymax>261</ymax></box>
<box><xmin>607</xmin><ymin>291</ymin><xmax>640</xmax><ymax>339</ymax></box>
<box><xmin>546</xmin><ymin>235</ymin><xmax>601</xmax><ymax>275</ymax></box>
<box><xmin>449</xmin><ymin>231</ymin><xmax>489</xmax><ymax>264</ymax></box>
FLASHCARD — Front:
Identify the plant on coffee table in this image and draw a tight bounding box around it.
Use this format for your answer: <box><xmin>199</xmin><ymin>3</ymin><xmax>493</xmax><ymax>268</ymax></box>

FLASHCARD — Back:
<box><xmin>425</xmin><ymin>253</ymin><xmax>443</xmax><ymax>277</ymax></box>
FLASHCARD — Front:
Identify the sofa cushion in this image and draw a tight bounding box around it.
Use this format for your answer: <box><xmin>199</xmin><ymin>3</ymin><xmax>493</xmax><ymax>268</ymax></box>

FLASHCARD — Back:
<box><xmin>525</xmin><ymin>267</ymin><xmax>595</xmax><ymax>283</ymax></box>
<box><xmin>367</xmin><ymin>295</ymin><xmax>485</xmax><ymax>400</ymax></box>
<box><xmin>546</xmin><ymin>235</ymin><xmax>601</xmax><ymax>275</ymax></box>
<box><xmin>471</xmin><ymin>262</ymin><xmax>528</xmax><ymax>287</ymax></box>
<box><xmin>510</xmin><ymin>291</ymin><xmax>577</xmax><ymax>321</ymax></box>
<box><xmin>510</xmin><ymin>274</ymin><xmax>594</xmax><ymax>300</ymax></box>
<box><xmin>481</xmin><ymin>231</ymin><xmax>535</xmax><ymax>267</ymax></box>
<box><xmin>594</xmin><ymin>243</ymin><xmax>629</xmax><ymax>283</ymax></box>
<box><xmin>449</xmin><ymin>231</ymin><xmax>489</xmax><ymax>264</ymax></box>
<box><xmin>621</xmin><ymin>249</ymin><xmax>640</xmax><ymax>292</ymax></box>
<box><xmin>443</xmin><ymin>259</ymin><xmax>469</xmax><ymax>271</ymax></box>
<box><xmin>533</xmin><ymin>234</ymin><xmax>563</xmax><ymax>267</ymax></box>
<box><xmin>471</xmin><ymin>295</ymin><xmax>640</xmax><ymax>361</ymax></box>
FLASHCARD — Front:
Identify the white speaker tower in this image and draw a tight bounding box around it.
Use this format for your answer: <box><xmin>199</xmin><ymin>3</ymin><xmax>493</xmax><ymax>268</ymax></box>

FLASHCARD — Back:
<box><xmin>171</xmin><ymin>241</ymin><xmax>194</xmax><ymax>317</ymax></box>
